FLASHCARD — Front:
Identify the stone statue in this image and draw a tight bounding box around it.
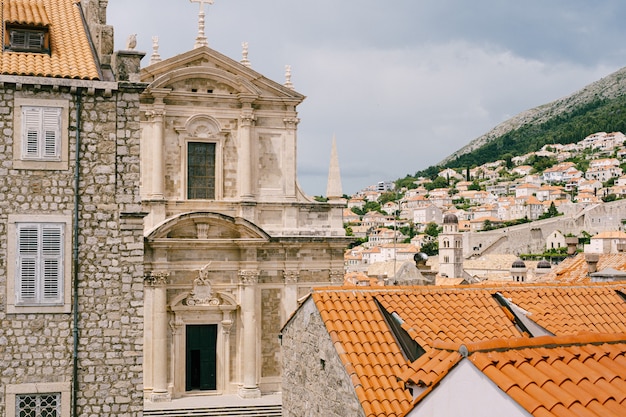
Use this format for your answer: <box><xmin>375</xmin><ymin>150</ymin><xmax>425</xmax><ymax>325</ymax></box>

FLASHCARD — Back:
<box><xmin>126</xmin><ymin>33</ymin><xmax>137</xmax><ymax>50</ymax></box>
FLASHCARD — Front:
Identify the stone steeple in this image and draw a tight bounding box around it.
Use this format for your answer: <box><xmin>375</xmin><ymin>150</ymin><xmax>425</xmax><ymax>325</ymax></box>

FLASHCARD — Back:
<box><xmin>326</xmin><ymin>135</ymin><xmax>343</xmax><ymax>200</ymax></box>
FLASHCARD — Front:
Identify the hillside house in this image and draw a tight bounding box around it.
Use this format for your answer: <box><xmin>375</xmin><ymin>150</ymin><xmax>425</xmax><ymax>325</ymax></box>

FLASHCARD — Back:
<box><xmin>515</xmin><ymin>183</ymin><xmax>540</xmax><ymax>198</ymax></box>
<box><xmin>541</xmin><ymin>162</ymin><xmax>576</xmax><ymax>183</ymax></box>
<box><xmin>413</xmin><ymin>204</ymin><xmax>443</xmax><ymax>226</ymax></box>
<box><xmin>511</xmin><ymin>165</ymin><xmax>533</xmax><ymax>176</ymax></box>
<box><xmin>585</xmin><ymin>231</ymin><xmax>626</xmax><ymax>254</ymax></box>
<box><xmin>438</xmin><ymin>168</ymin><xmax>463</xmax><ymax>181</ymax></box>
<box><xmin>536</xmin><ymin>185</ymin><xmax>568</xmax><ymax>202</ymax></box>
<box><xmin>585</xmin><ymin>165</ymin><xmax>623</xmax><ymax>182</ymax></box>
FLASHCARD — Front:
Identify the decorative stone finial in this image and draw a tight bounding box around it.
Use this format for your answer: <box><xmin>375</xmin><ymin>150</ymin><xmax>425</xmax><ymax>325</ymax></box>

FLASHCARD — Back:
<box><xmin>149</xmin><ymin>36</ymin><xmax>162</xmax><ymax>65</ymax></box>
<box><xmin>241</xmin><ymin>41</ymin><xmax>251</xmax><ymax>68</ymax></box>
<box><xmin>191</xmin><ymin>0</ymin><xmax>214</xmax><ymax>48</ymax></box>
<box><xmin>284</xmin><ymin>65</ymin><xmax>294</xmax><ymax>90</ymax></box>
<box><xmin>126</xmin><ymin>33</ymin><xmax>137</xmax><ymax>51</ymax></box>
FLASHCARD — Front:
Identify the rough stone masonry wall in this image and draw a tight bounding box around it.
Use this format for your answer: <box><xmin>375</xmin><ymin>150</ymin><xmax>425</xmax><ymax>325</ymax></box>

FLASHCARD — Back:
<box><xmin>0</xmin><ymin>84</ymin><xmax>144</xmax><ymax>417</ymax></box>
<box><xmin>76</xmin><ymin>87</ymin><xmax>144</xmax><ymax>416</ymax></box>
<box><xmin>281</xmin><ymin>298</ymin><xmax>365</xmax><ymax>417</ymax></box>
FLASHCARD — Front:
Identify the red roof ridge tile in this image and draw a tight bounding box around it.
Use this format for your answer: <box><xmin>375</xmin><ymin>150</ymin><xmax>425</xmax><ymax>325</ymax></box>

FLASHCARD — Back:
<box><xmin>430</xmin><ymin>332</ymin><xmax>626</xmax><ymax>357</ymax></box>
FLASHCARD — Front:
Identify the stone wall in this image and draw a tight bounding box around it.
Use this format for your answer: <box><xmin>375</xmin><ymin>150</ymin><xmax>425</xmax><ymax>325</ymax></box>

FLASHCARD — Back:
<box><xmin>281</xmin><ymin>298</ymin><xmax>365</xmax><ymax>417</ymax></box>
<box><xmin>261</xmin><ymin>288</ymin><xmax>281</xmax><ymax>378</ymax></box>
<box><xmin>0</xmin><ymin>83</ymin><xmax>145</xmax><ymax>417</ymax></box>
<box><xmin>464</xmin><ymin>199</ymin><xmax>626</xmax><ymax>257</ymax></box>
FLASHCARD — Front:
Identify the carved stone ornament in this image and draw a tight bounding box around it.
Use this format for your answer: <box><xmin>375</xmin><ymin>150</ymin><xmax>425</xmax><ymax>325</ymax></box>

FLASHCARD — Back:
<box><xmin>184</xmin><ymin>262</ymin><xmax>221</xmax><ymax>306</ymax></box>
<box><xmin>283</xmin><ymin>270</ymin><xmax>298</xmax><ymax>284</ymax></box>
<box><xmin>238</xmin><ymin>269</ymin><xmax>259</xmax><ymax>285</ymax></box>
<box><xmin>144</xmin><ymin>271</ymin><xmax>169</xmax><ymax>286</ymax></box>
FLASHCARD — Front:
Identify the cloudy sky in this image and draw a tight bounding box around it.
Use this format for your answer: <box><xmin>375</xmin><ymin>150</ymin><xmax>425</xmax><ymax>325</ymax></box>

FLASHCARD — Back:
<box><xmin>108</xmin><ymin>0</ymin><xmax>626</xmax><ymax>196</ymax></box>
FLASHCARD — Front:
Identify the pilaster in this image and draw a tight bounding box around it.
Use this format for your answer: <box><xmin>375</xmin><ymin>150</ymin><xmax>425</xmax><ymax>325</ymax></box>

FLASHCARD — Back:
<box><xmin>238</xmin><ymin>269</ymin><xmax>261</xmax><ymax>399</ymax></box>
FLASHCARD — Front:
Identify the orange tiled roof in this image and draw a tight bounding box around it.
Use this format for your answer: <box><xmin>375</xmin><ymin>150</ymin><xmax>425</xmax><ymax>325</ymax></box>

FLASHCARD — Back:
<box><xmin>5</xmin><ymin>0</ymin><xmax>50</xmax><ymax>25</ymax></box>
<box><xmin>311</xmin><ymin>283</ymin><xmax>626</xmax><ymax>416</ymax></box>
<box><xmin>541</xmin><ymin>253</ymin><xmax>626</xmax><ymax>282</ymax></box>
<box><xmin>1</xmin><ymin>0</ymin><xmax>100</xmax><ymax>79</ymax></box>
<box><xmin>401</xmin><ymin>333</ymin><xmax>626</xmax><ymax>417</ymax></box>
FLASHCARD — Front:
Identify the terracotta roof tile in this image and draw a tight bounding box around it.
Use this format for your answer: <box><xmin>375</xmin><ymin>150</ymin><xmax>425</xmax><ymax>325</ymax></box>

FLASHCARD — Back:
<box><xmin>1</xmin><ymin>0</ymin><xmax>99</xmax><ymax>79</ymax></box>
<box><xmin>311</xmin><ymin>283</ymin><xmax>626</xmax><ymax>416</ymax></box>
<box><xmin>5</xmin><ymin>0</ymin><xmax>50</xmax><ymax>25</ymax></box>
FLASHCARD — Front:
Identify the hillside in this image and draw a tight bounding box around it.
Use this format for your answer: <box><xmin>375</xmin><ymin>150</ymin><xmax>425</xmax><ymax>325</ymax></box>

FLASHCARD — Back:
<box><xmin>436</xmin><ymin>65</ymin><xmax>626</xmax><ymax>169</ymax></box>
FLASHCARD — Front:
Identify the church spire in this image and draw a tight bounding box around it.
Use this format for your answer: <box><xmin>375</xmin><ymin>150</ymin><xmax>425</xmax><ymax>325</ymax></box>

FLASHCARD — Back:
<box><xmin>326</xmin><ymin>135</ymin><xmax>343</xmax><ymax>200</ymax></box>
<box><xmin>191</xmin><ymin>0</ymin><xmax>213</xmax><ymax>48</ymax></box>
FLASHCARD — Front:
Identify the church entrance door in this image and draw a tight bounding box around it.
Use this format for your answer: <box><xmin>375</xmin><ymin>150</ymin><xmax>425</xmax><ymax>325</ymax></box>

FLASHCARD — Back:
<box><xmin>185</xmin><ymin>324</ymin><xmax>217</xmax><ymax>391</ymax></box>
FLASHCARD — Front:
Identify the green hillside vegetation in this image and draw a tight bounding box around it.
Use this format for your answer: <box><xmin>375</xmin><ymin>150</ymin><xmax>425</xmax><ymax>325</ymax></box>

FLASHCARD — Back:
<box><xmin>404</xmin><ymin>96</ymin><xmax>626</xmax><ymax>184</ymax></box>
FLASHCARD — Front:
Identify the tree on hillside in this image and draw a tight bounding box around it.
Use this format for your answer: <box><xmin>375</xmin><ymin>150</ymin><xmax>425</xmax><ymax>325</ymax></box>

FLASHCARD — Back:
<box><xmin>424</xmin><ymin>222</ymin><xmax>440</xmax><ymax>238</ymax></box>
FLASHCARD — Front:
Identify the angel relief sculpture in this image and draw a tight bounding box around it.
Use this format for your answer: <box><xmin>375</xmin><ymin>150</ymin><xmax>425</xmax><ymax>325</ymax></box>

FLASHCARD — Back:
<box><xmin>184</xmin><ymin>262</ymin><xmax>221</xmax><ymax>306</ymax></box>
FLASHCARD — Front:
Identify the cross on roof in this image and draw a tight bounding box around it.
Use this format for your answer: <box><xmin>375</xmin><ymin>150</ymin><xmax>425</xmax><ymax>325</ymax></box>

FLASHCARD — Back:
<box><xmin>190</xmin><ymin>0</ymin><xmax>214</xmax><ymax>48</ymax></box>
<box><xmin>190</xmin><ymin>0</ymin><xmax>214</xmax><ymax>10</ymax></box>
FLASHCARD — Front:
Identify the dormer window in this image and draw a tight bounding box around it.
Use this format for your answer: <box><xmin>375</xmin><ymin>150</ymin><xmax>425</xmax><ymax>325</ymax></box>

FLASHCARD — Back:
<box><xmin>5</xmin><ymin>25</ymin><xmax>50</xmax><ymax>54</ymax></box>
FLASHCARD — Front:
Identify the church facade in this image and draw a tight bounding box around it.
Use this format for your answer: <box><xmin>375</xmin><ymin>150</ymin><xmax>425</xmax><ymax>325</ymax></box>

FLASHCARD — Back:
<box><xmin>139</xmin><ymin>43</ymin><xmax>350</xmax><ymax>400</ymax></box>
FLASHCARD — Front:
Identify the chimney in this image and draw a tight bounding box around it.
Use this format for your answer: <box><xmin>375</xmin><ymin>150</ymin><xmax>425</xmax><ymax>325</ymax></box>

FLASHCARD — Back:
<box><xmin>565</xmin><ymin>237</ymin><xmax>579</xmax><ymax>256</ymax></box>
<box><xmin>585</xmin><ymin>253</ymin><xmax>599</xmax><ymax>274</ymax></box>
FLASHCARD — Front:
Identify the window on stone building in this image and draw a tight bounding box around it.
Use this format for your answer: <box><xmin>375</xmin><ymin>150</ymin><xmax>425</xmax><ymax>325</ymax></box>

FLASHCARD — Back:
<box><xmin>5</xmin><ymin>25</ymin><xmax>50</xmax><ymax>54</ymax></box>
<box><xmin>15</xmin><ymin>223</ymin><xmax>64</xmax><ymax>305</ymax></box>
<box><xmin>16</xmin><ymin>392</ymin><xmax>61</xmax><ymax>416</ymax></box>
<box><xmin>6</xmin><ymin>382</ymin><xmax>70</xmax><ymax>417</ymax></box>
<box><xmin>187</xmin><ymin>142</ymin><xmax>216</xmax><ymax>199</ymax></box>
<box><xmin>21</xmin><ymin>106</ymin><xmax>62</xmax><ymax>160</ymax></box>
<box><xmin>13</xmin><ymin>98</ymin><xmax>69</xmax><ymax>171</ymax></box>
<box><xmin>7</xmin><ymin>215</ymin><xmax>72</xmax><ymax>314</ymax></box>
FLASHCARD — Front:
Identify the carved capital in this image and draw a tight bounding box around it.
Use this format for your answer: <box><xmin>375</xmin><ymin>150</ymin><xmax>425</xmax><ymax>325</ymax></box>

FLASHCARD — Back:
<box><xmin>240</xmin><ymin>113</ymin><xmax>256</xmax><ymax>127</ymax></box>
<box><xmin>239</xmin><ymin>269</ymin><xmax>259</xmax><ymax>285</ymax></box>
<box><xmin>283</xmin><ymin>116</ymin><xmax>300</xmax><ymax>129</ymax></box>
<box><xmin>169</xmin><ymin>316</ymin><xmax>184</xmax><ymax>335</ymax></box>
<box><xmin>283</xmin><ymin>270</ymin><xmax>299</xmax><ymax>284</ymax></box>
<box><xmin>145</xmin><ymin>271</ymin><xmax>169</xmax><ymax>286</ymax></box>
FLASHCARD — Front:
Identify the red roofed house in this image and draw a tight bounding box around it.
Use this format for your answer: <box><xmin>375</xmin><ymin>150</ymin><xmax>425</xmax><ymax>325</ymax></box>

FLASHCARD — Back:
<box><xmin>281</xmin><ymin>283</ymin><xmax>626</xmax><ymax>417</ymax></box>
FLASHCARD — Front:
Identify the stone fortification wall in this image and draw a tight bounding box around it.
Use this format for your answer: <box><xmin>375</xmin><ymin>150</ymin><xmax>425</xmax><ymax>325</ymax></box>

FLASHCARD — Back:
<box><xmin>464</xmin><ymin>200</ymin><xmax>626</xmax><ymax>257</ymax></box>
<box><xmin>281</xmin><ymin>298</ymin><xmax>365</xmax><ymax>417</ymax></box>
<box><xmin>0</xmin><ymin>83</ymin><xmax>145</xmax><ymax>417</ymax></box>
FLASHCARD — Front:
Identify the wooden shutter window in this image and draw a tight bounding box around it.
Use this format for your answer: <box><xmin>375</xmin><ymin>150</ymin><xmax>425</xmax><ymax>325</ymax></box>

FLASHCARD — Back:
<box><xmin>16</xmin><ymin>224</ymin><xmax>63</xmax><ymax>305</ymax></box>
<box><xmin>21</xmin><ymin>106</ymin><xmax>61</xmax><ymax>160</ymax></box>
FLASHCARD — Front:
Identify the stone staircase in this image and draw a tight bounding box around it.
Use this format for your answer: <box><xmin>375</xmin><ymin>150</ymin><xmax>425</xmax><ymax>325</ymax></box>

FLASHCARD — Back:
<box><xmin>144</xmin><ymin>404</ymin><xmax>282</xmax><ymax>417</ymax></box>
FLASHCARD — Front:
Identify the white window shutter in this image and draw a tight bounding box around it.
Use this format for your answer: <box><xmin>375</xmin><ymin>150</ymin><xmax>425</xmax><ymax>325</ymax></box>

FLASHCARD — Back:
<box><xmin>41</xmin><ymin>226</ymin><xmax>63</xmax><ymax>302</ymax></box>
<box><xmin>16</xmin><ymin>224</ymin><xmax>64</xmax><ymax>304</ymax></box>
<box><xmin>23</xmin><ymin>107</ymin><xmax>42</xmax><ymax>157</ymax></box>
<box><xmin>42</xmin><ymin>108</ymin><xmax>61</xmax><ymax>158</ymax></box>
<box><xmin>17</xmin><ymin>226</ymin><xmax>39</xmax><ymax>302</ymax></box>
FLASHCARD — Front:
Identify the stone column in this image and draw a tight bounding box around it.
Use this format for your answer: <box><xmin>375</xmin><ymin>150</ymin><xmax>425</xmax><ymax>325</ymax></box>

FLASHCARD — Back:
<box><xmin>283</xmin><ymin>114</ymin><xmax>299</xmax><ymax>197</ymax></box>
<box><xmin>239</xmin><ymin>103</ymin><xmax>256</xmax><ymax>201</ymax></box>
<box><xmin>238</xmin><ymin>270</ymin><xmax>261</xmax><ymax>398</ymax></box>
<box><xmin>146</xmin><ymin>271</ymin><xmax>171</xmax><ymax>402</ymax></box>
<box><xmin>148</xmin><ymin>89</ymin><xmax>170</xmax><ymax>199</ymax></box>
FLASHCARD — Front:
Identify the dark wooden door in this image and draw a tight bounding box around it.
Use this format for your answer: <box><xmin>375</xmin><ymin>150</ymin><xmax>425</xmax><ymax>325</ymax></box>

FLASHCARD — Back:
<box><xmin>185</xmin><ymin>324</ymin><xmax>217</xmax><ymax>391</ymax></box>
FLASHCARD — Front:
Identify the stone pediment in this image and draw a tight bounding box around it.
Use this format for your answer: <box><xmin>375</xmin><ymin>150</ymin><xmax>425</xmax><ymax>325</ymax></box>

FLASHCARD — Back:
<box><xmin>146</xmin><ymin>211</ymin><xmax>271</xmax><ymax>241</ymax></box>
<box><xmin>141</xmin><ymin>46</ymin><xmax>304</xmax><ymax>102</ymax></box>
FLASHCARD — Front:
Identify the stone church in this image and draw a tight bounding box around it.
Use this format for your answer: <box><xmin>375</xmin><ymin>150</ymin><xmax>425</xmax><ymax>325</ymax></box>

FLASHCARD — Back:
<box><xmin>139</xmin><ymin>6</ymin><xmax>350</xmax><ymax>402</ymax></box>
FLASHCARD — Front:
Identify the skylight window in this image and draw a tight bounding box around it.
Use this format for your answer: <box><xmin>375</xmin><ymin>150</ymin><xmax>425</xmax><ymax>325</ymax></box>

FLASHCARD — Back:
<box><xmin>5</xmin><ymin>25</ymin><xmax>50</xmax><ymax>54</ymax></box>
<box><xmin>375</xmin><ymin>297</ymin><xmax>425</xmax><ymax>362</ymax></box>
